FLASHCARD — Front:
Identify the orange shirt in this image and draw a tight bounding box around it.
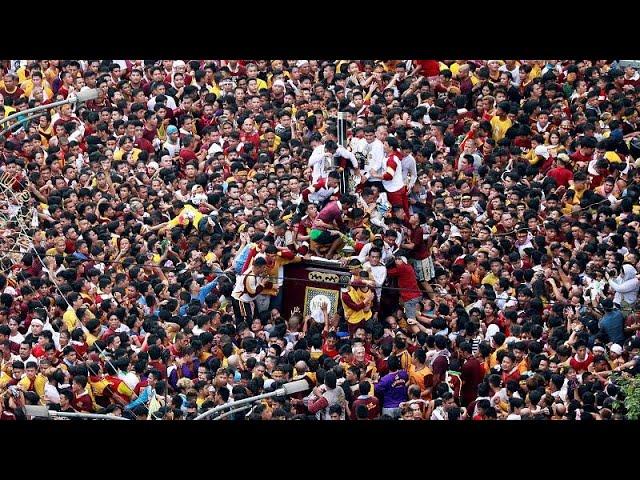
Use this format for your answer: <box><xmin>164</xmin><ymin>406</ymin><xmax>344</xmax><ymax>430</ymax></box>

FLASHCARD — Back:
<box><xmin>409</xmin><ymin>364</ymin><xmax>433</xmax><ymax>393</ymax></box>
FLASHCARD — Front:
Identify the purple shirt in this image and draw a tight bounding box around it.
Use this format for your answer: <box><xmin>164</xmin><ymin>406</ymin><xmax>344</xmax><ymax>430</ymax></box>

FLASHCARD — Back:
<box><xmin>375</xmin><ymin>369</ymin><xmax>408</xmax><ymax>408</ymax></box>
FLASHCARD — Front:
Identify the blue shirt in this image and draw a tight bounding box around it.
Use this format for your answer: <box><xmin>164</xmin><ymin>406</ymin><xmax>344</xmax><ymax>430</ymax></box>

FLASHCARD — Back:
<box><xmin>126</xmin><ymin>385</ymin><xmax>152</xmax><ymax>410</ymax></box>
<box><xmin>178</xmin><ymin>278</ymin><xmax>218</xmax><ymax>316</ymax></box>
<box><xmin>599</xmin><ymin>310</ymin><xmax>625</xmax><ymax>344</ymax></box>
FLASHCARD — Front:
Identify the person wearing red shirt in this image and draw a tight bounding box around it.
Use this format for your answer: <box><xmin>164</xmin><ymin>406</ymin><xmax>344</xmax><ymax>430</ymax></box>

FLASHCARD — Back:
<box><xmin>413</xmin><ymin>60</ymin><xmax>440</xmax><ymax>79</ymax></box>
<box><xmin>56</xmin><ymin>71</ymin><xmax>76</xmax><ymax>99</ymax></box>
<box><xmin>500</xmin><ymin>352</ymin><xmax>521</xmax><ymax>385</ymax></box>
<box><xmin>587</xmin><ymin>158</ymin><xmax>611</xmax><ymax>190</ymax></box>
<box><xmin>224</xmin><ymin>60</ymin><xmax>246</xmax><ymax>80</ymax></box>
<box><xmin>239</xmin><ymin>117</ymin><xmax>261</xmax><ymax>150</ymax></box>
<box><xmin>570</xmin><ymin>136</ymin><xmax>596</xmax><ymax>167</ymax></box>
<box><xmin>385</xmin><ymin>256</ymin><xmax>422</xmax><ymax>321</ymax></box>
<box><xmin>321</xmin><ymin>331</ymin><xmax>339</xmax><ymax>359</ymax></box>
<box><xmin>376</xmin><ymin>137</ymin><xmax>409</xmax><ymax>218</ymax></box>
<box><xmin>133</xmin><ymin>124</ymin><xmax>155</xmax><ymax>154</ymax></box>
<box><xmin>546</xmin><ymin>154</ymin><xmax>574</xmax><ymax>188</ymax></box>
<box><xmin>178</xmin><ymin>135</ymin><xmax>205</xmax><ymax>170</ymax></box>
<box><xmin>569</xmin><ymin>341</ymin><xmax>594</xmax><ymax>374</ymax></box>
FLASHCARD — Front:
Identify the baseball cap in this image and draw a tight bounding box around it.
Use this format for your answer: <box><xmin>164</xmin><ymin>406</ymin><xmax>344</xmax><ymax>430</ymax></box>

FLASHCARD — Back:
<box><xmin>610</xmin><ymin>344</ymin><xmax>623</xmax><ymax>356</ymax></box>
<box><xmin>296</xmin><ymin>60</ymin><xmax>309</xmax><ymax>68</ymax></box>
<box><xmin>485</xmin><ymin>323</ymin><xmax>500</xmax><ymax>340</ymax></box>
<box><xmin>167</xmin><ymin>125</ymin><xmax>178</xmax><ymax>135</ymax></box>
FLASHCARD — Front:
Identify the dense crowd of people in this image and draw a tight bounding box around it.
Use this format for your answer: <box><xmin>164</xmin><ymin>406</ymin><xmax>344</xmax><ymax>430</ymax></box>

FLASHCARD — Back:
<box><xmin>1</xmin><ymin>59</ymin><xmax>640</xmax><ymax>421</ymax></box>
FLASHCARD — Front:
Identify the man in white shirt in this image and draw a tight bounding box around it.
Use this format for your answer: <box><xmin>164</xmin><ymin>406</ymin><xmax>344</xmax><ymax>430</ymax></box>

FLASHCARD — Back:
<box><xmin>350</xmin><ymin>126</ymin><xmax>368</xmax><ymax>157</ymax></box>
<box><xmin>309</xmin><ymin>139</ymin><xmax>358</xmax><ymax>184</ymax></box>
<box><xmin>514</xmin><ymin>228</ymin><xmax>534</xmax><ymax>257</ymax></box>
<box><xmin>147</xmin><ymin>83</ymin><xmax>177</xmax><ymax>111</ymax></box>
<box><xmin>207</xmin><ymin>129</ymin><xmax>224</xmax><ymax>156</ymax></box>
<box><xmin>362</xmin><ymin>126</ymin><xmax>385</xmax><ymax>184</ymax></box>
<box><xmin>162</xmin><ymin>125</ymin><xmax>181</xmax><ymax>157</ymax></box>
<box><xmin>499</xmin><ymin>60</ymin><xmax>521</xmax><ymax>87</ymax></box>
<box><xmin>400</xmin><ymin>140</ymin><xmax>418</xmax><ymax>190</ymax></box>
<box><xmin>362</xmin><ymin>247</ymin><xmax>387</xmax><ymax>301</ymax></box>
<box><xmin>357</xmin><ymin>230</ymin><xmax>398</xmax><ymax>264</ymax></box>
<box><xmin>308</xmin><ymin>134</ymin><xmax>329</xmax><ymax>184</ymax></box>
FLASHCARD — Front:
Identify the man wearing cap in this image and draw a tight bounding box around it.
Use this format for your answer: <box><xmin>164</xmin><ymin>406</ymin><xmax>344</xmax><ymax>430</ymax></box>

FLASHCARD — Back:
<box><xmin>608</xmin><ymin>344</ymin><xmax>625</xmax><ymax>369</ymax></box>
<box><xmin>271</xmin><ymin>78</ymin><xmax>286</xmax><ymax>102</ymax></box>
<box><xmin>162</xmin><ymin>124</ymin><xmax>181</xmax><ymax>157</ymax></box>
<box><xmin>459</xmin><ymin>194</ymin><xmax>478</xmax><ymax>217</ymax></box>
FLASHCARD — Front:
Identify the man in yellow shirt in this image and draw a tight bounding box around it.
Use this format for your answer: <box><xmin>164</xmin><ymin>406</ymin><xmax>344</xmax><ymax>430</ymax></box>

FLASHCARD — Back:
<box><xmin>20</xmin><ymin>71</ymin><xmax>53</xmax><ymax>99</ymax></box>
<box><xmin>245</xmin><ymin>63</ymin><xmax>268</xmax><ymax>91</ymax></box>
<box><xmin>46</xmin><ymin>236</ymin><xmax>67</xmax><ymax>257</ymax></box>
<box><xmin>113</xmin><ymin>135</ymin><xmax>142</xmax><ymax>162</ymax></box>
<box><xmin>487</xmin><ymin>331</ymin><xmax>508</xmax><ymax>370</ymax></box>
<box><xmin>562</xmin><ymin>172</ymin><xmax>589</xmax><ymax>215</ymax></box>
<box><xmin>18</xmin><ymin>361</ymin><xmax>47</xmax><ymax>403</ymax></box>
<box><xmin>63</xmin><ymin>292</ymin><xmax>88</xmax><ymax>332</ymax></box>
<box><xmin>490</xmin><ymin>102</ymin><xmax>512</xmax><ymax>142</ymax></box>
<box><xmin>481</xmin><ymin>258</ymin><xmax>503</xmax><ymax>287</ymax></box>
<box><xmin>0</xmin><ymin>93</ymin><xmax>16</xmax><ymax>117</ymax></box>
<box><xmin>408</xmin><ymin>349</ymin><xmax>433</xmax><ymax>399</ymax></box>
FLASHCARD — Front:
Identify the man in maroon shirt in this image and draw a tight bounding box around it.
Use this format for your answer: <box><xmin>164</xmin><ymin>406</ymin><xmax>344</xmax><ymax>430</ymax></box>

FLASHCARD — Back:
<box><xmin>178</xmin><ymin>134</ymin><xmax>206</xmax><ymax>169</ymax></box>
<box><xmin>459</xmin><ymin>341</ymin><xmax>485</xmax><ymax>408</ymax></box>
<box><xmin>431</xmin><ymin>335</ymin><xmax>450</xmax><ymax>392</ymax></box>
<box><xmin>310</xmin><ymin>195</ymin><xmax>355</xmax><ymax>258</ymax></box>
<box><xmin>71</xmin><ymin>375</ymin><xmax>94</xmax><ymax>413</ymax></box>
<box><xmin>351</xmin><ymin>380</ymin><xmax>380</xmax><ymax>420</ymax></box>
<box><xmin>133</xmin><ymin>123</ymin><xmax>155</xmax><ymax>154</ymax></box>
<box><xmin>143</xmin><ymin>111</ymin><xmax>158</xmax><ymax>142</ymax></box>
<box><xmin>0</xmin><ymin>73</ymin><xmax>24</xmax><ymax>103</ymax></box>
